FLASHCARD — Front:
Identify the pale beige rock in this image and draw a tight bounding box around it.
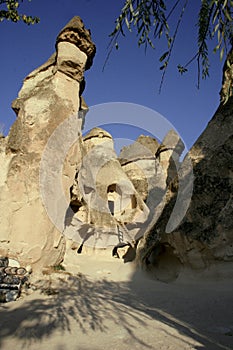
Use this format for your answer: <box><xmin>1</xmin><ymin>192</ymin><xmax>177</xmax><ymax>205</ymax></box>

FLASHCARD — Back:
<box><xmin>120</xmin><ymin>131</ymin><xmax>185</xmax><ymax>247</ymax></box>
<box><xmin>56</xmin><ymin>41</ymin><xmax>87</xmax><ymax>82</ymax></box>
<box><xmin>65</xmin><ymin>129</ymin><xmax>185</xmax><ymax>255</ymax></box>
<box><xmin>62</xmin><ymin>139</ymin><xmax>83</xmax><ymax>203</ymax></box>
<box><xmin>119</xmin><ymin>135</ymin><xmax>159</xmax><ymax>201</ymax></box>
<box><xmin>156</xmin><ymin>129</ymin><xmax>184</xmax><ymax>186</ymax></box>
<box><xmin>0</xmin><ymin>17</ymin><xmax>95</xmax><ymax>269</ymax></box>
<box><xmin>65</xmin><ymin>128</ymin><xmax>150</xmax><ymax>249</ymax></box>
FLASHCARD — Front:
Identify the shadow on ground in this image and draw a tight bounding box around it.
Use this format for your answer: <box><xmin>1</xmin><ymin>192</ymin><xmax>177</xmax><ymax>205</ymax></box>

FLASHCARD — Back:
<box><xmin>0</xmin><ymin>268</ymin><xmax>232</xmax><ymax>350</ymax></box>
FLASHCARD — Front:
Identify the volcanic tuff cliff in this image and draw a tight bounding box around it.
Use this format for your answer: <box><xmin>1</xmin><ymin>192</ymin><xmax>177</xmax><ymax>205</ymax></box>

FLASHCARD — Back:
<box><xmin>137</xmin><ymin>60</ymin><xmax>233</xmax><ymax>279</ymax></box>
<box><xmin>0</xmin><ymin>17</ymin><xmax>95</xmax><ymax>269</ymax></box>
<box><xmin>0</xmin><ymin>17</ymin><xmax>232</xmax><ymax>279</ymax></box>
<box><xmin>64</xmin><ymin>128</ymin><xmax>183</xmax><ymax>252</ymax></box>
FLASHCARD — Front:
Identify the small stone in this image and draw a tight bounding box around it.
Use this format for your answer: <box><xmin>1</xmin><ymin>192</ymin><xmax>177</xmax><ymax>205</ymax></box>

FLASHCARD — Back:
<box><xmin>25</xmin><ymin>265</ymin><xmax>32</xmax><ymax>274</ymax></box>
<box><xmin>4</xmin><ymin>266</ymin><xmax>18</xmax><ymax>275</ymax></box>
<box><xmin>5</xmin><ymin>290</ymin><xmax>19</xmax><ymax>302</ymax></box>
<box><xmin>0</xmin><ymin>257</ymin><xmax>8</xmax><ymax>268</ymax></box>
<box><xmin>16</xmin><ymin>267</ymin><xmax>27</xmax><ymax>276</ymax></box>
<box><xmin>70</xmin><ymin>242</ymin><xmax>79</xmax><ymax>250</ymax></box>
<box><xmin>8</xmin><ymin>258</ymin><xmax>20</xmax><ymax>267</ymax></box>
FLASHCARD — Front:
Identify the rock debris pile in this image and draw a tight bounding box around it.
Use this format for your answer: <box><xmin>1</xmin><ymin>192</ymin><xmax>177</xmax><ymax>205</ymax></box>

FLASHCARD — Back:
<box><xmin>0</xmin><ymin>257</ymin><xmax>28</xmax><ymax>302</ymax></box>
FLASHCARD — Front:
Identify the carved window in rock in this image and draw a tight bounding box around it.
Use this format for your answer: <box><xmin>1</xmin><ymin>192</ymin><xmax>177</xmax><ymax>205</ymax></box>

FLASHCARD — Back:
<box><xmin>107</xmin><ymin>184</ymin><xmax>137</xmax><ymax>217</ymax></box>
<box><xmin>107</xmin><ymin>184</ymin><xmax>122</xmax><ymax>216</ymax></box>
<box><xmin>108</xmin><ymin>200</ymin><xmax>115</xmax><ymax>215</ymax></box>
<box><xmin>131</xmin><ymin>194</ymin><xmax>137</xmax><ymax>209</ymax></box>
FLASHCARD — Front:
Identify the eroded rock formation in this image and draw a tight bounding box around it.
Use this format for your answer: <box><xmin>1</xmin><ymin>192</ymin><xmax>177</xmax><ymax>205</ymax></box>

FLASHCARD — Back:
<box><xmin>137</xmin><ymin>56</ymin><xmax>233</xmax><ymax>279</ymax></box>
<box><xmin>64</xmin><ymin>129</ymin><xmax>184</xmax><ymax>254</ymax></box>
<box><xmin>220</xmin><ymin>47</ymin><xmax>233</xmax><ymax>104</ymax></box>
<box><xmin>0</xmin><ymin>17</ymin><xmax>95</xmax><ymax>269</ymax></box>
<box><xmin>64</xmin><ymin>127</ymin><xmax>150</xmax><ymax>250</ymax></box>
<box><xmin>1</xmin><ymin>17</ymin><xmax>232</xmax><ymax>281</ymax></box>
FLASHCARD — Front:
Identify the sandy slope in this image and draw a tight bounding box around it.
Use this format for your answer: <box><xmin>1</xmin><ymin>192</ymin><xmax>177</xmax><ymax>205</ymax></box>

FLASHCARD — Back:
<box><xmin>0</xmin><ymin>251</ymin><xmax>232</xmax><ymax>350</ymax></box>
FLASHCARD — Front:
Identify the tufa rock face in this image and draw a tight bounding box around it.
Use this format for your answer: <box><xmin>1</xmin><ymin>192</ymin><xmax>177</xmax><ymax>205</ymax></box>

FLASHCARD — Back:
<box><xmin>64</xmin><ymin>128</ymin><xmax>150</xmax><ymax>249</ymax></box>
<box><xmin>56</xmin><ymin>16</ymin><xmax>96</xmax><ymax>70</ymax></box>
<box><xmin>65</xmin><ymin>129</ymin><xmax>183</xmax><ymax>251</ymax></box>
<box><xmin>137</xmin><ymin>54</ymin><xmax>233</xmax><ymax>277</ymax></box>
<box><xmin>0</xmin><ymin>17</ymin><xmax>95</xmax><ymax>269</ymax></box>
<box><xmin>2</xmin><ymin>16</ymin><xmax>231</xmax><ymax>279</ymax></box>
<box><xmin>178</xmin><ymin>99</ymin><xmax>233</xmax><ymax>264</ymax></box>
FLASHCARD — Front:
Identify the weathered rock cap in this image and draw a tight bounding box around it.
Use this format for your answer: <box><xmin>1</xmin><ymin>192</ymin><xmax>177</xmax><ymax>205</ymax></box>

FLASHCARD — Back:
<box><xmin>118</xmin><ymin>135</ymin><xmax>159</xmax><ymax>165</ymax></box>
<box><xmin>83</xmin><ymin>127</ymin><xmax>112</xmax><ymax>141</ymax></box>
<box><xmin>157</xmin><ymin>129</ymin><xmax>185</xmax><ymax>157</ymax></box>
<box><xmin>56</xmin><ymin>16</ymin><xmax>96</xmax><ymax>70</ymax></box>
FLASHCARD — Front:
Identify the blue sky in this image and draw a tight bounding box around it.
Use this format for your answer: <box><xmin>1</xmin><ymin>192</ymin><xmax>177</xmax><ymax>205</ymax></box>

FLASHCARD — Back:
<box><xmin>0</xmin><ymin>0</ymin><xmax>224</xmax><ymax>150</ymax></box>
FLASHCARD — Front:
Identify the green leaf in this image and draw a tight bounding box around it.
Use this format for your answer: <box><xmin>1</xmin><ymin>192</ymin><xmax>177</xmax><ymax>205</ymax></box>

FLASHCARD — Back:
<box><xmin>159</xmin><ymin>61</ymin><xmax>168</xmax><ymax>70</ymax></box>
<box><xmin>227</xmin><ymin>59</ymin><xmax>231</xmax><ymax>68</ymax></box>
<box><xmin>125</xmin><ymin>16</ymin><xmax>131</xmax><ymax>31</ymax></box>
<box><xmin>224</xmin><ymin>8</ymin><xmax>233</xmax><ymax>22</ymax></box>
<box><xmin>223</xmin><ymin>0</ymin><xmax>228</xmax><ymax>9</ymax></box>
<box><xmin>213</xmin><ymin>22</ymin><xmax>219</xmax><ymax>34</ymax></box>
<box><xmin>177</xmin><ymin>64</ymin><xmax>188</xmax><ymax>74</ymax></box>
<box><xmin>159</xmin><ymin>51</ymin><xmax>169</xmax><ymax>62</ymax></box>
<box><xmin>220</xmin><ymin>46</ymin><xmax>224</xmax><ymax>61</ymax></box>
<box><xmin>213</xmin><ymin>43</ymin><xmax>220</xmax><ymax>52</ymax></box>
<box><xmin>217</xmin><ymin>28</ymin><xmax>221</xmax><ymax>43</ymax></box>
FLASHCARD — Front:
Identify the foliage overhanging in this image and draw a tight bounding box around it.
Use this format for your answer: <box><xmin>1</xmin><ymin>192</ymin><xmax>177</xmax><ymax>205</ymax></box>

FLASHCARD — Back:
<box><xmin>107</xmin><ymin>0</ymin><xmax>233</xmax><ymax>91</ymax></box>
<box><xmin>0</xmin><ymin>0</ymin><xmax>39</xmax><ymax>25</ymax></box>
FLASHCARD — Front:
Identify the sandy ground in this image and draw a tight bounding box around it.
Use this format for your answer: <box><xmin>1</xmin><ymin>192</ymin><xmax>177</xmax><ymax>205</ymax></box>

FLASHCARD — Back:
<box><xmin>0</xmin><ymin>251</ymin><xmax>233</xmax><ymax>350</ymax></box>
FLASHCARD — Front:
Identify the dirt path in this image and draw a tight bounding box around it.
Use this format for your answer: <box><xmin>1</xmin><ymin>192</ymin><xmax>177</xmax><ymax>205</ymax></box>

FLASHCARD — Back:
<box><xmin>0</xmin><ymin>252</ymin><xmax>232</xmax><ymax>350</ymax></box>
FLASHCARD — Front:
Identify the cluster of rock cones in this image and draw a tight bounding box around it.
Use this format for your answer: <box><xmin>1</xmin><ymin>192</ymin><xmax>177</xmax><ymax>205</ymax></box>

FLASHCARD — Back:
<box><xmin>0</xmin><ymin>16</ymin><xmax>232</xmax><ymax>280</ymax></box>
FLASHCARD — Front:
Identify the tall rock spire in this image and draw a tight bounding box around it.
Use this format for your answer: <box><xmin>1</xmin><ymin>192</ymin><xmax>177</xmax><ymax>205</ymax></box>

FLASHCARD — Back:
<box><xmin>0</xmin><ymin>17</ymin><xmax>96</xmax><ymax>270</ymax></box>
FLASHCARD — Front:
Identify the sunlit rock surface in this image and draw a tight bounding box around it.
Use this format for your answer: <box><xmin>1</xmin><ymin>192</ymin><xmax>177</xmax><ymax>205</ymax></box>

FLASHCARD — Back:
<box><xmin>0</xmin><ymin>18</ymin><xmax>232</xmax><ymax>281</ymax></box>
<box><xmin>64</xmin><ymin>128</ymin><xmax>151</xmax><ymax>249</ymax></box>
<box><xmin>0</xmin><ymin>17</ymin><xmax>96</xmax><ymax>269</ymax></box>
<box><xmin>65</xmin><ymin>129</ymin><xmax>182</xmax><ymax>252</ymax></box>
